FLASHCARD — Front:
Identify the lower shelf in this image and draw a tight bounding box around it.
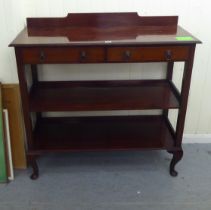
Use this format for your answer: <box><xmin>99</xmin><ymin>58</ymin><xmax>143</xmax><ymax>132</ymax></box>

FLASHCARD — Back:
<box><xmin>32</xmin><ymin>115</ymin><xmax>176</xmax><ymax>153</ymax></box>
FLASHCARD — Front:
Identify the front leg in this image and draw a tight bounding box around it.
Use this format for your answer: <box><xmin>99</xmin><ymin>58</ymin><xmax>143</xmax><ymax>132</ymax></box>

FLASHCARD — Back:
<box><xmin>168</xmin><ymin>150</ymin><xmax>183</xmax><ymax>177</ymax></box>
<box><xmin>28</xmin><ymin>155</ymin><xmax>39</xmax><ymax>180</ymax></box>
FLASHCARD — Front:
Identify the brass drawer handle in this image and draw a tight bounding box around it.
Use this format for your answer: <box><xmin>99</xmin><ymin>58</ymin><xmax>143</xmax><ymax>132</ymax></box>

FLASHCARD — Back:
<box><xmin>124</xmin><ymin>50</ymin><xmax>131</xmax><ymax>60</ymax></box>
<box><xmin>40</xmin><ymin>51</ymin><xmax>45</xmax><ymax>62</ymax></box>
<box><xmin>165</xmin><ymin>50</ymin><xmax>172</xmax><ymax>61</ymax></box>
<box><xmin>80</xmin><ymin>51</ymin><xmax>86</xmax><ymax>61</ymax></box>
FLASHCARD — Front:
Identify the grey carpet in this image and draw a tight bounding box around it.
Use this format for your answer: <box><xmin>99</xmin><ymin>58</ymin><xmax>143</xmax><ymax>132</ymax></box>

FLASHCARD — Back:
<box><xmin>0</xmin><ymin>144</ymin><xmax>211</xmax><ymax>210</ymax></box>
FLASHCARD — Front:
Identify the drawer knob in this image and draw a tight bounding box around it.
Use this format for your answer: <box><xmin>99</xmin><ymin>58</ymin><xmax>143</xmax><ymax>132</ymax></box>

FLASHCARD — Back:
<box><xmin>40</xmin><ymin>51</ymin><xmax>45</xmax><ymax>62</ymax></box>
<box><xmin>165</xmin><ymin>50</ymin><xmax>172</xmax><ymax>61</ymax></box>
<box><xmin>80</xmin><ymin>51</ymin><xmax>86</xmax><ymax>61</ymax></box>
<box><xmin>124</xmin><ymin>51</ymin><xmax>131</xmax><ymax>60</ymax></box>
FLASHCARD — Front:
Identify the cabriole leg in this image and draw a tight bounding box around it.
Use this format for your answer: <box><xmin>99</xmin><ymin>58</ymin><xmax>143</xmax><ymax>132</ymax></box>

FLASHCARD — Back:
<box><xmin>28</xmin><ymin>155</ymin><xmax>39</xmax><ymax>180</ymax></box>
<box><xmin>168</xmin><ymin>150</ymin><xmax>183</xmax><ymax>177</ymax></box>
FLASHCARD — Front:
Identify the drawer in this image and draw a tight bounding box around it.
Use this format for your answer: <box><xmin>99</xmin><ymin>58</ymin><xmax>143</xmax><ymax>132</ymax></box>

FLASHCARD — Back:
<box><xmin>107</xmin><ymin>46</ymin><xmax>190</xmax><ymax>62</ymax></box>
<box><xmin>21</xmin><ymin>47</ymin><xmax>105</xmax><ymax>64</ymax></box>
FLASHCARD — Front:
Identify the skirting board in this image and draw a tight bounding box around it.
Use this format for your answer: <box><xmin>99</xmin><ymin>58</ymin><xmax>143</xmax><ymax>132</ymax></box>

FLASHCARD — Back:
<box><xmin>183</xmin><ymin>134</ymin><xmax>211</xmax><ymax>144</ymax></box>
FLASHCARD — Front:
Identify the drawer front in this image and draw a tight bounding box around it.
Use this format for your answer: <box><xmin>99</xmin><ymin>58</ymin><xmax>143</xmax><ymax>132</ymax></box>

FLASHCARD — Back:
<box><xmin>21</xmin><ymin>47</ymin><xmax>105</xmax><ymax>64</ymax></box>
<box><xmin>107</xmin><ymin>46</ymin><xmax>190</xmax><ymax>62</ymax></box>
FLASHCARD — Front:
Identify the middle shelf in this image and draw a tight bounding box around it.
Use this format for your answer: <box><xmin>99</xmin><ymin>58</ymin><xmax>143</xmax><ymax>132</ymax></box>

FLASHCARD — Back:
<box><xmin>29</xmin><ymin>79</ymin><xmax>180</xmax><ymax>111</ymax></box>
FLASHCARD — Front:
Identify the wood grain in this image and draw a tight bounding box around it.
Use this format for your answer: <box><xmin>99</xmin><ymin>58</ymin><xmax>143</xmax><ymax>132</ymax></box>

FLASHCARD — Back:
<box><xmin>9</xmin><ymin>13</ymin><xmax>201</xmax><ymax>46</ymax></box>
<box><xmin>2</xmin><ymin>84</ymin><xmax>26</xmax><ymax>169</ymax></box>
<box><xmin>29</xmin><ymin>80</ymin><xmax>180</xmax><ymax>111</ymax></box>
<box><xmin>9</xmin><ymin>12</ymin><xmax>201</xmax><ymax>178</ymax></box>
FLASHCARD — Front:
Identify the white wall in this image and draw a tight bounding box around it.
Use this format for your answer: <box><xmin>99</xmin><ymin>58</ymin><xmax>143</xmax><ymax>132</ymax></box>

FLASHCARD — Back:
<box><xmin>0</xmin><ymin>0</ymin><xmax>210</xmax><ymax>134</ymax></box>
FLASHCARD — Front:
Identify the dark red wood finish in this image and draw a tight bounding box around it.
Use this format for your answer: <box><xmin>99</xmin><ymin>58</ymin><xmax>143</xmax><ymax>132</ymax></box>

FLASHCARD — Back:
<box><xmin>29</xmin><ymin>80</ymin><xmax>179</xmax><ymax>111</ymax></box>
<box><xmin>9</xmin><ymin>13</ymin><xmax>201</xmax><ymax>179</ymax></box>
<box><xmin>9</xmin><ymin>13</ymin><xmax>201</xmax><ymax>46</ymax></box>
<box><xmin>26</xmin><ymin>13</ymin><xmax>178</xmax><ymax>41</ymax></box>
<box><xmin>32</xmin><ymin>116</ymin><xmax>175</xmax><ymax>153</ymax></box>
<box><xmin>19</xmin><ymin>45</ymin><xmax>190</xmax><ymax>64</ymax></box>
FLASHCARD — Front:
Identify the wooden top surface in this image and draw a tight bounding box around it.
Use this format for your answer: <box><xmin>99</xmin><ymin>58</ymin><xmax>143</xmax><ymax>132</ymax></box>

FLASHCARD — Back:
<box><xmin>9</xmin><ymin>13</ymin><xmax>201</xmax><ymax>47</ymax></box>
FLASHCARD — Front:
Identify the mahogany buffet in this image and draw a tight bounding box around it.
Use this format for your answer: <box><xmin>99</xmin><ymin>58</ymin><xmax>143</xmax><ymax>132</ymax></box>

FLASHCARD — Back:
<box><xmin>9</xmin><ymin>13</ymin><xmax>201</xmax><ymax>179</ymax></box>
